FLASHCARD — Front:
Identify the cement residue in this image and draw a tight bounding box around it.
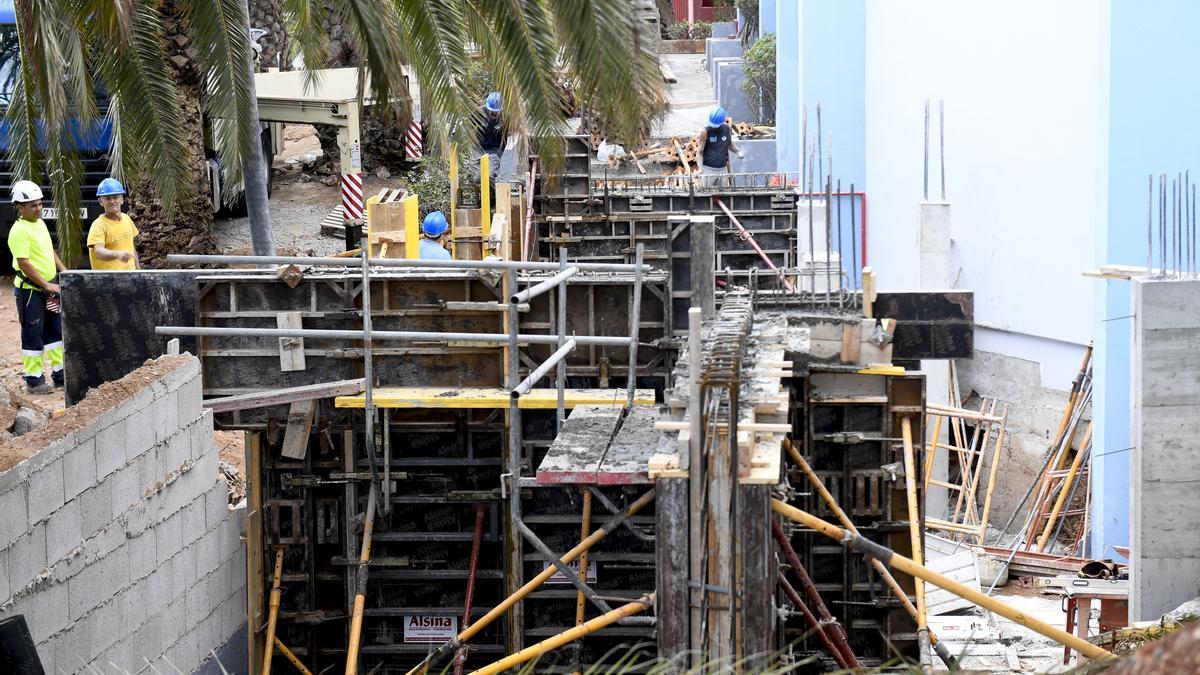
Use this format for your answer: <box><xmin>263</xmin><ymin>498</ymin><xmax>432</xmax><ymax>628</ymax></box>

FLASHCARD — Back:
<box><xmin>0</xmin><ymin>355</ymin><xmax>192</xmax><ymax>473</ymax></box>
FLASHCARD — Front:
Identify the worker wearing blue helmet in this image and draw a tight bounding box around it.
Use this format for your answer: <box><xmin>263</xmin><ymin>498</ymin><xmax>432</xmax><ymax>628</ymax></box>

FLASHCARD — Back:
<box><xmin>696</xmin><ymin>106</ymin><xmax>744</xmax><ymax>187</ymax></box>
<box><xmin>419</xmin><ymin>211</ymin><xmax>452</xmax><ymax>260</ymax></box>
<box><xmin>476</xmin><ymin>92</ymin><xmax>509</xmax><ymax>163</ymax></box>
<box><xmin>88</xmin><ymin>177</ymin><xmax>140</xmax><ymax>270</ymax></box>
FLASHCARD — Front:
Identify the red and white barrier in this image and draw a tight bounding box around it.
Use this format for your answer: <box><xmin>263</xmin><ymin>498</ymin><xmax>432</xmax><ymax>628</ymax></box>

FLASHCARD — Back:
<box><xmin>405</xmin><ymin>121</ymin><xmax>423</xmax><ymax>161</ymax></box>
<box><xmin>341</xmin><ymin>171</ymin><xmax>364</xmax><ymax>221</ymax></box>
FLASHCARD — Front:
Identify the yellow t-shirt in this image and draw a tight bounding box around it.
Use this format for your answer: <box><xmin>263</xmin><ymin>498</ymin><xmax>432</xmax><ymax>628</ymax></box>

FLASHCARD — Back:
<box><xmin>87</xmin><ymin>213</ymin><xmax>139</xmax><ymax>270</ymax></box>
<box><xmin>8</xmin><ymin>217</ymin><xmax>56</xmax><ymax>289</ymax></box>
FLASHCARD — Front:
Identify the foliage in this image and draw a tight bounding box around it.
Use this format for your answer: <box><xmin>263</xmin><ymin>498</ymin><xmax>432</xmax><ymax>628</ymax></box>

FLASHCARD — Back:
<box><xmin>735</xmin><ymin>0</ymin><xmax>759</xmax><ymax>46</ymax></box>
<box><xmin>742</xmin><ymin>33</ymin><xmax>776</xmax><ymax>125</ymax></box>
<box><xmin>712</xmin><ymin>0</ymin><xmax>736</xmax><ymax>23</ymax></box>
<box><xmin>8</xmin><ymin>0</ymin><xmax>666</xmax><ymax>258</ymax></box>
<box><xmin>666</xmin><ymin>20</ymin><xmax>712</xmax><ymax>40</ymax></box>
<box><xmin>402</xmin><ymin>155</ymin><xmax>452</xmax><ymax>219</ymax></box>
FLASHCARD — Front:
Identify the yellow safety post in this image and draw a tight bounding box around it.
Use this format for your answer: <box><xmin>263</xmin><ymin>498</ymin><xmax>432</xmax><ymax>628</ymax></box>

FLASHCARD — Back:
<box><xmin>345</xmin><ymin>484</ymin><xmax>378</xmax><ymax>675</ymax></box>
<box><xmin>274</xmin><ymin>637</ymin><xmax>314</xmax><ymax>675</ymax></box>
<box><xmin>480</xmin><ymin>154</ymin><xmax>491</xmax><ymax>237</ymax></box>
<box><xmin>469</xmin><ymin>594</ymin><xmax>654</xmax><ymax>675</ymax></box>
<box><xmin>262</xmin><ymin>547</ymin><xmax>285</xmax><ymax>675</ymax></box>
<box><xmin>449</xmin><ymin>146</ymin><xmax>459</xmax><ymax>258</ymax></box>
<box><xmin>400</xmin><ymin>194</ymin><xmax>420</xmax><ymax>259</ymax></box>
<box><xmin>769</xmin><ymin>499</ymin><xmax>1117</xmax><ymax>662</ymax></box>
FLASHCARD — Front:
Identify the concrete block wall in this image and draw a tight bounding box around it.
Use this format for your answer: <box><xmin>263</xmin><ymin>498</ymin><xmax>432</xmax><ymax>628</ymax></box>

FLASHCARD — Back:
<box><xmin>715</xmin><ymin>59</ymin><xmax>753</xmax><ymax>123</ymax></box>
<box><xmin>0</xmin><ymin>356</ymin><xmax>246</xmax><ymax>674</ymax></box>
<box><xmin>1131</xmin><ymin>278</ymin><xmax>1200</xmax><ymax>620</ymax></box>
<box><xmin>706</xmin><ymin>38</ymin><xmax>742</xmax><ymax>84</ymax></box>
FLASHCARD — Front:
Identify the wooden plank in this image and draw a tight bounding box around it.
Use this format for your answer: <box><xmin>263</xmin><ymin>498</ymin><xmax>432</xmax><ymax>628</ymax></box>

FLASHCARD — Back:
<box><xmin>334</xmin><ymin>387</ymin><xmax>656</xmax><ymax>410</ymax></box>
<box><xmin>279</xmin><ymin>399</ymin><xmax>317</xmax><ymax>460</ymax></box>
<box><xmin>738</xmin><ymin>484</ymin><xmax>774</xmax><ymax>667</ymax></box>
<box><xmin>659</xmin><ymin>59</ymin><xmax>677</xmax><ymax>83</ymax></box>
<box><xmin>204</xmin><ymin>378</ymin><xmax>366</xmax><ymax>413</ymax></box>
<box><xmin>655</xmin><ymin>478</ymin><xmax>689</xmax><ymax>659</ymax></box>
<box><xmin>862</xmin><ymin>266</ymin><xmax>876</xmax><ymax>318</ymax></box>
<box><xmin>276</xmin><ymin>311</ymin><xmax>306</xmax><ymax>372</ymax></box>
<box><xmin>595</xmin><ymin>405</ymin><xmax>661</xmax><ymax>485</ymax></box>
<box><xmin>535</xmin><ymin>405</ymin><xmax>624</xmax><ymax>484</ymax></box>
<box><xmin>244</xmin><ymin>432</ymin><xmax>264</xmax><ymax>675</ymax></box>
<box><xmin>925</xmin><ymin>550</ymin><xmax>979</xmax><ymax>615</ymax></box>
<box><xmin>841</xmin><ymin>322</ymin><xmax>861</xmax><ymax>364</ymax></box>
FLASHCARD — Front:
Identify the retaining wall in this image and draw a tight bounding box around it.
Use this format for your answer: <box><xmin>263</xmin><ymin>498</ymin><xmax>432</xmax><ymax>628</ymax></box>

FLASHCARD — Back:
<box><xmin>0</xmin><ymin>355</ymin><xmax>246</xmax><ymax>674</ymax></box>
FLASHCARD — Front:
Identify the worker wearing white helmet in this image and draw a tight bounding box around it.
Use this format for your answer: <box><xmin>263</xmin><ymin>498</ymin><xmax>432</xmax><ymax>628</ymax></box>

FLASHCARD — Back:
<box><xmin>7</xmin><ymin>180</ymin><xmax>66</xmax><ymax>394</ymax></box>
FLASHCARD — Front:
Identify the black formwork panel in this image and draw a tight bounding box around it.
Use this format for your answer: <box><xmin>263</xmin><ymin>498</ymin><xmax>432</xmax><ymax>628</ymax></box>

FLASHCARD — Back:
<box><xmin>781</xmin><ymin>371</ymin><xmax>924</xmax><ymax>670</ymax></box>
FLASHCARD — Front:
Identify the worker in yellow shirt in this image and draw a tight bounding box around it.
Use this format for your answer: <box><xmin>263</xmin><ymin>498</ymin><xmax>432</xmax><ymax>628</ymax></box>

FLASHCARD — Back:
<box><xmin>87</xmin><ymin>178</ymin><xmax>139</xmax><ymax>269</ymax></box>
<box><xmin>7</xmin><ymin>180</ymin><xmax>66</xmax><ymax>394</ymax></box>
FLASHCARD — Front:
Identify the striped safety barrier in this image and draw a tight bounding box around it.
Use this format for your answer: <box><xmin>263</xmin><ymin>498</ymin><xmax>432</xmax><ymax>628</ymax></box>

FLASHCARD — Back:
<box><xmin>405</xmin><ymin>120</ymin><xmax>423</xmax><ymax>161</ymax></box>
<box><xmin>341</xmin><ymin>171</ymin><xmax>364</xmax><ymax>221</ymax></box>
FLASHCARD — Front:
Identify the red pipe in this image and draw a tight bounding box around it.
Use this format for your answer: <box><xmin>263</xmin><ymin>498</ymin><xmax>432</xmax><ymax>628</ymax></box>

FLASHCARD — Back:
<box><xmin>453</xmin><ymin>504</ymin><xmax>487</xmax><ymax>675</ymax></box>
<box><xmin>771</xmin><ymin>519</ymin><xmax>861</xmax><ymax>670</ymax></box>
<box><xmin>714</xmin><ymin>197</ymin><xmax>795</xmax><ymax>292</ymax></box>
<box><xmin>778</xmin><ymin>573</ymin><xmax>850</xmax><ymax>669</ymax></box>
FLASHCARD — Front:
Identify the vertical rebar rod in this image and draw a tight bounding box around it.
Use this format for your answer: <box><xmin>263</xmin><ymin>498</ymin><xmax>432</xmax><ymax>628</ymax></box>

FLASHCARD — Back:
<box><xmin>556</xmin><ymin>247</ymin><xmax>567</xmax><ymax>432</ymax></box>
<box><xmin>1161</xmin><ymin>174</ymin><xmax>1167</xmax><ymax>275</ymax></box>
<box><xmin>626</xmin><ymin>244</ymin><xmax>644</xmax><ymax>408</ymax></box>
<box><xmin>1148</xmin><ymin>174</ymin><xmax>1153</xmax><ymax>273</ymax></box>
<box><xmin>836</xmin><ymin>179</ymin><xmax>844</xmax><ymax>309</ymax></box>
<box><xmin>825</xmin><ymin>177</ymin><xmax>833</xmax><ymax>305</ymax></box>
<box><xmin>1192</xmin><ymin>182</ymin><xmax>1196</xmax><ymax>275</ymax></box>
<box><xmin>923</xmin><ymin>98</ymin><xmax>930</xmax><ymax>201</ymax></box>
<box><xmin>816</xmin><ymin>103</ymin><xmax>823</xmax><ymax>195</ymax></box>
<box><xmin>850</xmin><ymin>183</ymin><xmax>859</xmax><ymax>303</ymax></box>
<box><xmin>939</xmin><ymin>99</ymin><xmax>946</xmax><ymax>200</ymax></box>
<box><xmin>801</xmin><ymin>106</ymin><xmax>807</xmax><ymax>194</ymax></box>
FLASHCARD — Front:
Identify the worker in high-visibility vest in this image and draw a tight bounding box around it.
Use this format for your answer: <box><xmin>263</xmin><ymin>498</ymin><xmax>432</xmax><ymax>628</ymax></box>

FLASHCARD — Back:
<box><xmin>419</xmin><ymin>211</ymin><xmax>452</xmax><ymax>260</ymax></box>
<box><xmin>7</xmin><ymin>180</ymin><xmax>66</xmax><ymax>394</ymax></box>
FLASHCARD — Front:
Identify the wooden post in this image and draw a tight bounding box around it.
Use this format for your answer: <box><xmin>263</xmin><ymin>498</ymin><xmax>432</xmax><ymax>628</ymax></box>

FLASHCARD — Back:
<box><xmin>862</xmin><ymin>266</ymin><xmax>877</xmax><ymax>318</ymax></box>
<box><xmin>655</xmin><ymin>478</ymin><xmax>690</xmax><ymax>660</ymax></box>
<box><xmin>738</xmin><ymin>484</ymin><xmax>774</xmax><ymax>669</ymax></box>
<box><xmin>245</xmin><ymin>432</ymin><xmax>264</xmax><ymax>675</ymax></box>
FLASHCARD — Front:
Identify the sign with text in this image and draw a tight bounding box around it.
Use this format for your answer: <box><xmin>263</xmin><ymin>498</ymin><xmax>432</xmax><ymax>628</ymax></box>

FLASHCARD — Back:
<box><xmin>403</xmin><ymin>615</ymin><xmax>458</xmax><ymax>643</ymax></box>
<box><xmin>545</xmin><ymin>560</ymin><xmax>598</xmax><ymax>585</ymax></box>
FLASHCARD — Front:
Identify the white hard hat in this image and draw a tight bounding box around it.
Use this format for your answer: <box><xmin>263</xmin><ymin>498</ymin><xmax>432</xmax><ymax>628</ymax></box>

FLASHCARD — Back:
<box><xmin>11</xmin><ymin>180</ymin><xmax>43</xmax><ymax>203</ymax></box>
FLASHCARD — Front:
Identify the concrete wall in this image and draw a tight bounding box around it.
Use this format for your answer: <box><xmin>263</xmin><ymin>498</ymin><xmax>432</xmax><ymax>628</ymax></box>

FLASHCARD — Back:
<box><xmin>1130</xmin><ymin>279</ymin><xmax>1200</xmax><ymax>620</ymax></box>
<box><xmin>0</xmin><ymin>356</ymin><xmax>246</xmax><ymax>674</ymax></box>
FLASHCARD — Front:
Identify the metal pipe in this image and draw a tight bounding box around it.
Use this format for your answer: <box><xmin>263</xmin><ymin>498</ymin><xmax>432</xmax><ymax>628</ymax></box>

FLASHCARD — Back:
<box><xmin>453</xmin><ymin>504</ymin><xmax>486</xmax><ymax>675</ymax></box>
<box><xmin>361</xmin><ymin>246</ymin><xmax>379</xmax><ymax>496</ymax></box>
<box><xmin>156</xmin><ymin>325</ymin><xmax>632</xmax><ymax>348</ymax></box>
<box><xmin>504</xmin><ymin>268</ymin><xmax>523</xmax><ymax>656</ymax></box>
<box><xmin>1036</xmin><ymin>421</ymin><xmax>1093</xmax><ymax>552</ymax></box>
<box><xmin>556</xmin><ymin>248</ymin><xmax>567</xmax><ymax>432</ymax></box>
<box><xmin>510</xmin><ymin>266</ymin><xmax>579</xmax><ymax>305</ymax></box>
<box><xmin>469</xmin><ymin>594</ymin><xmax>655</xmax><ymax>675</ymax></box>
<box><xmin>587</xmin><ymin>486</ymin><xmax>654</xmax><ymax>542</ymax></box>
<box><xmin>770</xmin><ymin>499</ymin><xmax>1117</xmax><ymax>662</ymax></box>
<box><xmin>626</xmin><ymin>244</ymin><xmax>644</xmax><ymax>408</ymax></box>
<box><xmin>714</xmin><ymin>198</ymin><xmax>795</xmax><ymax>292</ymax></box>
<box><xmin>273</xmin><ymin>638</ymin><xmax>314</xmax><ymax>675</ymax></box>
<box><xmin>166</xmin><ymin>253</ymin><xmax>651</xmax><ymax>274</ymax></box>
<box><xmin>770</xmin><ymin>519</ymin><xmax>860</xmax><ymax>669</ymax></box>
<box><xmin>783</xmin><ymin>438</ymin><xmax>956</xmax><ymax>668</ymax></box>
<box><xmin>777</xmin><ymin>573</ymin><xmax>847</xmax><ymax>669</ymax></box>
<box><xmin>262</xmin><ymin>547</ymin><xmax>285</xmax><ymax>675</ymax></box>
<box><xmin>512</xmin><ymin>338</ymin><xmax>577</xmax><ymax>398</ymax></box>
<box><xmin>344</xmin><ymin>484</ymin><xmax>377</xmax><ymax>675</ymax></box>
<box><xmin>924</xmin><ymin>98</ymin><xmax>930</xmax><ymax>201</ymax></box>
<box><xmin>405</xmin><ymin>490</ymin><xmax>656</xmax><ymax>675</ymax></box>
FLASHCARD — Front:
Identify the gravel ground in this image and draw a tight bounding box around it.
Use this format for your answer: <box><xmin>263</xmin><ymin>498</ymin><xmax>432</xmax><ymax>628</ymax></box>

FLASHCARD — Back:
<box><xmin>653</xmin><ymin>53</ymin><xmax>719</xmax><ymax>138</ymax></box>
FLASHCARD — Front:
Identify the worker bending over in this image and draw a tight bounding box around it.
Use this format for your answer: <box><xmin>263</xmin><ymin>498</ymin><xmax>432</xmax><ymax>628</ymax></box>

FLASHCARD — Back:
<box><xmin>476</xmin><ymin>92</ymin><xmax>509</xmax><ymax>165</ymax></box>
<box><xmin>87</xmin><ymin>178</ymin><xmax>139</xmax><ymax>270</ymax></box>
<box><xmin>7</xmin><ymin>181</ymin><xmax>66</xmax><ymax>394</ymax></box>
<box><xmin>696</xmin><ymin>106</ymin><xmax>744</xmax><ymax>187</ymax></box>
<box><xmin>419</xmin><ymin>211</ymin><xmax>452</xmax><ymax>260</ymax></box>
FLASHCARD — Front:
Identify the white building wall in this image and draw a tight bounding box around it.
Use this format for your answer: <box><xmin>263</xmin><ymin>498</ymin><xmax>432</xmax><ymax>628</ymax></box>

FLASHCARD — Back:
<box><xmin>864</xmin><ymin>0</ymin><xmax>1106</xmax><ymax>365</ymax></box>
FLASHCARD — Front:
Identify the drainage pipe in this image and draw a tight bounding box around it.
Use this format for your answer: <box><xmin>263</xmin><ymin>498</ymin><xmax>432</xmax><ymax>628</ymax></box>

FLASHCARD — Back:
<box><xmin>769</xmin><ymin>499</ymin><xmax>1117</xmax><ymax>662</ymax></box>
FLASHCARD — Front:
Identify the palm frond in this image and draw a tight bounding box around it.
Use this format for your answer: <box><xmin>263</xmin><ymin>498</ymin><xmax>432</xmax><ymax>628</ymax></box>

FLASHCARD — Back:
<box><xmin>180</xmin><ymin>0</ymin><xmax>259</xmax><ymax>204</ymax></box>
<box><xmin>279</xmin><ymin>0</ymin><xmax>329</xmax><ymax>90</ymax></box>
<box><xmin>390</xmin><ymin>0</ymin><xmax>474</xmax><ymax>156</ymax></box>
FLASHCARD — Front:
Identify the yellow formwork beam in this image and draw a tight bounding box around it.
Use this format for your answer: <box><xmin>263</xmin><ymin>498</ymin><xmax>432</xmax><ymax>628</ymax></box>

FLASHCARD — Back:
<box><xmin>856</xmin><ymin>364</ymin><xmax>906</xmax><ymax>376</ymax></box>
<box><xmin>401</xmin><ymin>193</ymin><xmax>420</xmax><ymax>259</ymax></box>
<box><xmin>335</xmin><ymin>387</ymin><xmax>656</xmax><ymax>410</ymax></box>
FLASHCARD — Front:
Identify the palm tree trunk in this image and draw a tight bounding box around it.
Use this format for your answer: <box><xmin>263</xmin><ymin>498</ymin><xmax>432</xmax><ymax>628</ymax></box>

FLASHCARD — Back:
<box><xmin>241</xmin><ymin>0</ymin><xmax>275</xmax><ymax>256</ymax></box>
<box><xmin>128</xmin><ymin>0</ymin><xmax>218</xmax><ymax>266</ymax></box>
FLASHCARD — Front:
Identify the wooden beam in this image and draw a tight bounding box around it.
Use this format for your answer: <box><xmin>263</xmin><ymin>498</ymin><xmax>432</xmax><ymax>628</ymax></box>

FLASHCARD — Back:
<box><xmin>334</xmin><ymin>387</ymin><xmax>656</xmax><ymax>410</ymax></box>
<box><xmin>204</xmin><ymin>378</ymin><xmax>366</xmax><ymax>413</ymax></box>
<box><xmin>279</xmin><ymin>399</ymin><xmax>317</xmax><ymax>460</ymax></box>
<box><xmin>276</xmin><ymin>312</ymin><xmax>306</xmax><ymax>372</ymax></box>
<box><xmin>245</xmin><ymin>432</ymin><xmax>265</xmax><ymax>675</ymax></box>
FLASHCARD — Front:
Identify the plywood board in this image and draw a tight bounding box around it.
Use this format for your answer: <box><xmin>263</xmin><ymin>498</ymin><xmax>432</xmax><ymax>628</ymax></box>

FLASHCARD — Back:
<box><xmin>280</xmin><ymin>399</ymin><xmax>317</xmax><ymax>460</ymax></box>
<box><xmin>277</xmin><ymin>311</ymin><xmax>306</xmax><ymax>372</ymax></box>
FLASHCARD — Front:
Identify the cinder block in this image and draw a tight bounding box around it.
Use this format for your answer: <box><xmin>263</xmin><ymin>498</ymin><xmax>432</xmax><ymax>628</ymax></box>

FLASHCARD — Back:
<box><xmin>165</xmin><ymin>626</ymin><xmax>200</xmax><ymax>675</ymax></box>
<box><xmin>79</xmin><ymin>480</ymin><xmax>114</xmax><ymax>538</ymax></box>
<box><xmin>0</xmin><ymin>484</ymin><xmax>29</xmax><ymax>545</ymax></box>
<box><xmin>185</xmin><ymin>574</ymin><xmax>213</xmax><ymax>629</ymax></box>
<box><xmin>195</xmin><ymin>530</ymin><xmax>220</xmax><ymax>578</ymax></box>
<box><xmin>27</xmin><ymin>458</ymin><xmax>65</xmax><ymax>525</ymax></box>
<box><xmin>28</xmin><ymin>578</ymin><xmax>69</xmax><ymax>642</ymax></box>
<box><xmin>189</xmin><ymin>410</ymin><xmax>216</xmax><ymax>462</ymax></box>
<box><xmin>62</xmin><ymin>437</ymin><xmax>98</xmax><ymax>502</ymax></box>
<box><xmin>156</xmin><ymin>510</ymin><xmax>184</xmax><ymax>567</ymax></box>
<box><xmin>111</xmin><ymin>455</ymin><xmax>153</xmax><ymax>516</ymax></box>
<box><xmin>176</xmin><ymin>376</ymin><xmax>203</xmax><ymax>427</ymax></box>
<box><xmin>169</xmin><ymin>544</ymin><xmax>198</xmax><ymax>600</ymax></box>
<box><xmin>159</xmin><ymin>596</ymin><xmax>187</xmax><ymax>651</ymax></box>
<box><xmin>0</xmin><ymin>546</ymin><xmax>10</xmax><ymax>604</ymax></box>
<box><xmin>205</xmin><ymin>482</ymin><xmax>230</xmax><ymax>531</ymax></box>
<box><xmin>218</xmin><ymin>512</ymin><xmax>242</xmax><ymax>564</ymax></box>
<box><xmin>95</xmin><ymin>421</ymin><xmax>127</xmax><ymax>480</ymax></box>
<box><xmin>87</xmin><ymin>598</ymin><xmax>121</xmax><ymax>655</ymax></box>
<box><xmin>179</xmin><ymin>497</ymin><xmax>207</xmax><ymax>550</ymax></box>
<box><xmin>157</xmin><ymin>428</ymin><xmax>192</xmax><ymax>479</ymax></box>
<box><xmin>128</xmin><ymin>531</ymin><xmax>156</xmax><ymax>581</ymax></box>
<box><xmin>125</xmin><ymin>406</ymin><xmax>157</xmax><ymax>465</ymax></box>
<box><xmin>45</xmin><ymin>500</ymin><xmax>82</xmax><ymax>564</ymax></box>
<box><xmin>154</xmin><ymin>390</ymin><xmax>180</xmax><ymax>446</ymax></box>
<box><xmin>9</xmin><ymin>522</ymin><xmax>47</xmax><ymax>593</ymax></box>
<box><xmin>68</xmin><ymin>542</ymin><xmax>129</xmax><ymax>621</ymax></box>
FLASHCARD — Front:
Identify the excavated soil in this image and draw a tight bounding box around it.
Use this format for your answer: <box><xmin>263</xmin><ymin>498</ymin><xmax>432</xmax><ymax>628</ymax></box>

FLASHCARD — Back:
<box><xmin>0</xmin><ymin>355</ymin><xmax>192</xmax><ymax>473</ymax></box>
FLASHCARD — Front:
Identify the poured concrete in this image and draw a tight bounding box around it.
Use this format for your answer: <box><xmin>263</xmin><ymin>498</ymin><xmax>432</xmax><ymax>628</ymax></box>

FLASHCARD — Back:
<box><xmin>1131</xmin><ymin>278</ymin><xmax>1200</xmax><ymax>620</ymax></box>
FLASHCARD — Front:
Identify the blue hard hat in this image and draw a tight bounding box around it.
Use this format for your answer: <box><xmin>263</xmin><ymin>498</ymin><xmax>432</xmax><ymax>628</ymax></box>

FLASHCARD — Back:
<box><xmin>97</xmin><ymin>177</ymin><xmax>125</xmax><ymax>197</ymax></box>
<box><xmin>422</xmin><ymin>211</ymin><xmax>449</xmax><ymax>237</ymax></box>
<box><xmin>708</xmin><ymin>106</ymin><xmax>727</xmax><ymax>127</ymax></box>
<box><xmin>485</xmin><ymin>92</ymin><xmax>502</xmax><ymax>113</ymax></box>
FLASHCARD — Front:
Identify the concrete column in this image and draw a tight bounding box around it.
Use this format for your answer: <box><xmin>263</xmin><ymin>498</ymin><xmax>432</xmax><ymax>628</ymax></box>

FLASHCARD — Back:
<box><xmin>918</xmin><ymin>201</ymin><xmax>953</xmax><ymax>519</ymax></box>
<box><xmin>1130</xmin><ymin>278</ymin><xmax>1200</xmax><ymax>620</ymax></box>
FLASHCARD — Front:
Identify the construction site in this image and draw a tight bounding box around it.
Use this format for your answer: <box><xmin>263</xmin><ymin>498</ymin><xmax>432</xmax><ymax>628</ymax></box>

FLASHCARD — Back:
<box><xmin>2</xmin><ymin>1</ymin><xmax>1200</xmax><ymax>674</ymax></box>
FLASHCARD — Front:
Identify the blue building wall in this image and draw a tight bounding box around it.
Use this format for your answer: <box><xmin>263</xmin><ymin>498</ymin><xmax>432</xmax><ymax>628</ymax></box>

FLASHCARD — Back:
<box><xmin>1093</xmin><ymin>0</ymin><xmax>1200</xmax><ymax>559</ymax></box>
<box><xmin>775</xmin><ymin>1</ymin><xmax>802</xmax><ymax>173</ymax></box>
<box><xmin>799</xmin><ymin>0</ymin><xmax>866</xmax><ymax>190</ymax></box>
<box><xmin>760</xmin><ymin>0</ymin><xmax>776</xmax><ymax>35</ymax></box>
